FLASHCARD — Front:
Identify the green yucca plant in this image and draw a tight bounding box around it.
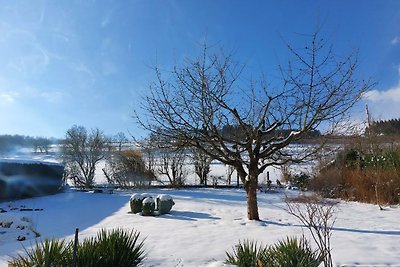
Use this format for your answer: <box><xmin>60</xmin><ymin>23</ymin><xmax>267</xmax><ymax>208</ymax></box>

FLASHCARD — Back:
<box><xmin>226</xmin><ymin>237</ymin><xmax>322</xmax><ymax>267</ymax></box>
<box><xmin>77</xmin><ymin>228</ymin><xmax>146</xmax><ymax>267</ymax></box>
<box><xmin>266</xmin><ymin>237</ymin><xmax>322</xmax><ymax>267</ymax></box>
<box><xmin>76</xmin><ymin>237</ymin><xmax>99</xmax><ymax>267</ymax></box>
<box><xmin>225</xmin><ymin>239</ymin><xmax>268</xmax><ymax>267</ymax></box>
<box><xmin>9</xmin><ymin>239</ymin><xmax>73</xmax><ymax>267</ymax></box>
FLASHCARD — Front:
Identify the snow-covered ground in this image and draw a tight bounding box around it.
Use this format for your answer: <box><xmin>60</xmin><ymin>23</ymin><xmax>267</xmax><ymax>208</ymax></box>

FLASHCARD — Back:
<box><xmin>0</xmin><ymin>188</ymin><xmax>399</xmax><ymax>266</ymax></box>
<box><xmin>1</xmin><ymin>148</ymin><xmax>399</xmax><ymax>266</ymax></box>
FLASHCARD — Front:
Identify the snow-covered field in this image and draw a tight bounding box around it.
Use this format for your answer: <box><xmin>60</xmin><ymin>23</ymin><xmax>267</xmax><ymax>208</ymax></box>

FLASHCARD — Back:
<box><xmin>1</xmin><ymin>187</ymin><xmax>399</xmax><ymax>266</ymax></box>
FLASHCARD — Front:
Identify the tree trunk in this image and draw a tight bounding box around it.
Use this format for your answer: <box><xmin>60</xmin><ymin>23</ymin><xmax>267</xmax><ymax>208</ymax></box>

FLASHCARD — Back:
<box><xmin>245</xmin><ymin>173</ymin><xmax>260</xmax><ymax>220</ymax></box>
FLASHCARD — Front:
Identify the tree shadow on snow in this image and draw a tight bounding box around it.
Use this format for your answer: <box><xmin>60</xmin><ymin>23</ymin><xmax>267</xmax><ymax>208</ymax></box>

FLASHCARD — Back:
<box><xmin>259</xmin><ymin>219</ymin><xmax>400</xmax><ymax>236</ymax></box>
<box><xmin>158</xmin><ymin>210</ymin><xmax>221</xmax><ymax>221</ymax></box>
<box><xmin>331</xmin><ymin>227</ymin><xmax>400</xmax><ymax>236</ymax></box>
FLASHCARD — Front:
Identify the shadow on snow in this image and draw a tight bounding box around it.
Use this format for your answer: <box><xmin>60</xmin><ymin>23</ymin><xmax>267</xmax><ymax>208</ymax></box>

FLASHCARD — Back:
<box><xmin>158</xmin><ymin>210</ymin><xmax>221</xmax><ymax>221</ymax></box>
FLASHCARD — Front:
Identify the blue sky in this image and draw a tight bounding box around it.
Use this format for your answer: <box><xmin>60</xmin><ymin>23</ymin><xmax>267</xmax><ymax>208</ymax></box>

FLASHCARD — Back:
<box><xmin>0</xmin><ymin>0</ymin><xmax>399</xmax><ymax>138</ymax></box>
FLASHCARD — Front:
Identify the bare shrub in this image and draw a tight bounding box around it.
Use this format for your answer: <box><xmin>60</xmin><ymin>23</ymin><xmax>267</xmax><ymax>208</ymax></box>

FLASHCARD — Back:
<box><xmin>103</xmin><ymin>149</ymin><xmax>155</xmax><ymax>188</ymax></box>
<box><xmin>285</xmin><ymin>195</ymin><xmax>337</xmax><ymax>267</ymax></box>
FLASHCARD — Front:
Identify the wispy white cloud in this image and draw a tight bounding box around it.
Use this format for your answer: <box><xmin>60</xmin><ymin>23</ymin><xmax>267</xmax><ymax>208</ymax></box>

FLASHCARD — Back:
<box><xmin>364</xmin><ymin>85</ymin><xmax>400</xmax><ymax>120</ymax></box>
<box><xmin>391</xmin><ymin>36</ymin><xmax>400</xmax><ymax>45</ymax></box>
<box><xmin>0</xmin><ymin>92</ymin><xmax>16</xmax><ymax>103</ymax></box>
<box><xmin>364</xmin><ymin>86</ymin><xmax>400</xmax><ymax>102</ymax></box>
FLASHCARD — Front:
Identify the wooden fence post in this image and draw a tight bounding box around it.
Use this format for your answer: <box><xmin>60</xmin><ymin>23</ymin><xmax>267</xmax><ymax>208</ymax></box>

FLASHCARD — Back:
<box><xmin>72</xmin><ymin>228</ymin><xmax>79</xmax><ymax>267</ymax></box>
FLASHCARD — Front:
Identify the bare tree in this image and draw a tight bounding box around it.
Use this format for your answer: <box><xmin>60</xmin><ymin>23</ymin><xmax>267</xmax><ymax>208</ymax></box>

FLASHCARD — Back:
<box><xmin>285</xmin><ymin>195</ymin><xmax>337</xmax><ymax>267</ymax></box>
<box><xmin>158</xmin><ymin>147</ymin><xmax>187</xmax><ymax>186</ymax></box>
<box><xmin>62</xmin><ymin>125</ymin><xmax>111</xmax><ymax>189</ymax></box>
<box><xmin>139</xmin><ymin>136</ymin><xmax>158</xmax><ymax>175</ymax></box>
<box><xmin>192</xmin><ymin>148</ymin><xmax>213</xmax><ymax>185</ymax></box>
<box><xmin>32</xmin><ymin>137</ymin><xmax>52</xmax><ymax>154</ymax></box>
<box><xmin>136</xmin><ymin>31</ymin><xmax>372</xmax><ymax>220</ymax></box>
<box><xmin>113</xmin><ymin>132</ymin><xmax>128</xmax><ymax>151</ymax></box>
<box><xmin>226</xmin><ymin>164</ymin><xmax>235</xmax><ymax>185</ymax></box>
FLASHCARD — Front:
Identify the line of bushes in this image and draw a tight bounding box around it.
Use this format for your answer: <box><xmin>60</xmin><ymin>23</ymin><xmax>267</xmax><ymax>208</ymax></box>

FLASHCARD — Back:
<box><xmin>310</xmin><ymin>147</ymin><xmax>400</xmax><ymax>205</ymax></box>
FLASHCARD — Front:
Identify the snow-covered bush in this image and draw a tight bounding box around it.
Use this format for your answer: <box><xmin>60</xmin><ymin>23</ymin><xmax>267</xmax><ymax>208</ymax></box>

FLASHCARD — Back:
<box><xmin>156</xmin><ymin>194</ymin><xmax>175</xmax><ymax>214</ymax></box>
<box><xmin>129</xmin><ymin>193</ymin><xmax>143</xmax><ymax>214</ymax></box>
<box><xmin>142</xmin><ymin>197</ymin><xmax>155</xmax><ymax>216</ymax></box>
<box><xmin>141</xmin><ymin>193</ymin><xmax>152</xmax><ymax>199</ymax></box>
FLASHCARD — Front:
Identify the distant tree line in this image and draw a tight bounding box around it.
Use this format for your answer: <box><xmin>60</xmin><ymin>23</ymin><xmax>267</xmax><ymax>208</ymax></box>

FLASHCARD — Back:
<box><xmin>367</xmin><ymin>118</ymin><xmax>400</xmax><ymax>136</ymax></box>
<box><xmin>0</xmin><ymin>134</ymin><xmax>59</xmax><ymax>154</ymax></box>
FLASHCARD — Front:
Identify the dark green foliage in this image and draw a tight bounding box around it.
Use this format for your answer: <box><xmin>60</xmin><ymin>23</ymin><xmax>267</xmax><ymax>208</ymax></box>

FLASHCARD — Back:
<box><xmin>9</xmin><ymin>229</ymin><xmax>145</xmax><ymax>267</ymax></box>
<box><xmin>289</xmin><ymin>173</ymin><xmax>310</xmax><ymax>190</ymax></box>
<box><xmin>336</xmin><ymin>148</ymin><xmax>362</xmax><ymax>168</ymax></box>
<box><xmin>362</xmin><ymin>149</ymin><xmax>400</xmax><ymax>169</ymax></box>
<box><xmin>9</xmin><ymin>239</ymin><xmax>73</xmax><ymax>267</ymax></box>
<box><xmin>336</xmin><ymin>147</ymin><xmax>400</xmax><ymax>170</ymax></box>
<box><xmin>266</xmin><ymin>237</ymin><xmax>322</xmax><ymax>267</ymax></box>
<box><xmin>226</xmin><ymin>237</ymin><xmax>322</xmax><ymax>267</ymax></box>
<box><xmin>225</xmin><ymin>240</ymin><xmax>268</xmax><ymax>267</ymax></box>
